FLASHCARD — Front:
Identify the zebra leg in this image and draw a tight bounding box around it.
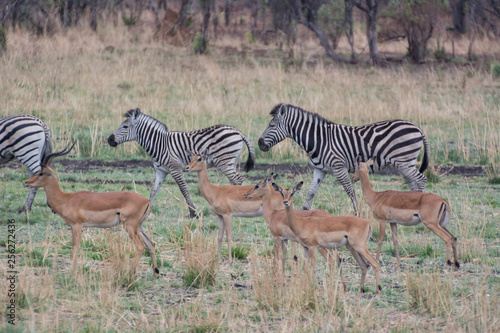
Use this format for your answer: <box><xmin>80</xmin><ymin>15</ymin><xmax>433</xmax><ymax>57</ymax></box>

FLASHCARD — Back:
<box><xmin>19</xmin><ymin>170</ymin><xmax>38</xmax><ymax>213</ymax></box>
<box><xmin>334</xmin><ymin>168</ymin><xmax>359</xmax><ymax>216</ymax></box>
<box><xmin>399</xmin><ymin>166</ymin><xmax>427</xmax><ymax>192</ymax></box>
<box><xmin>170</xmin><ymin>167</ymin><xmax>197</xmax><ymax>218</ymax></box>
<box><xmin>149</xmin><ymin>168</ymin><xmax>167</xmax><ymax>207</ymax></box>
<box><xmin>302</xmin><ymin>168</ymin><xmax>326</xmax><ymax>210</ymax></box>
<box><xmin>218</xmin><ymin>160</ymin><xmax>244</xmax><ymax>185</ymax></box>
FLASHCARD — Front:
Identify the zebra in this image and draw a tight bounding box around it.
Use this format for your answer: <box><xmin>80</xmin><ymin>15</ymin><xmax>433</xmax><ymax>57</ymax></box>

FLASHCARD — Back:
<box><xmin>258</xmin><ymin>103</ymin><xmax>429</xmax><ymax>216</ymax></box>
<box><xmin>107</xmin><ymin>108</ymin><xmax>256</xmax><ymax>218</ymax></box>
<box><xmin>0</xmin><ymin>114</ymin><xmax>53</xmax><ymax>213</ymax></box>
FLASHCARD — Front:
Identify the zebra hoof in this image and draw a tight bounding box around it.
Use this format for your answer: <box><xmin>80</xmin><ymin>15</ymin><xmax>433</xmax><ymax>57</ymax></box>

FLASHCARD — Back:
<box><xmin>189</xmin><ymin>210</ymin><xmax>197</xmax><ymax>219</ymax></box>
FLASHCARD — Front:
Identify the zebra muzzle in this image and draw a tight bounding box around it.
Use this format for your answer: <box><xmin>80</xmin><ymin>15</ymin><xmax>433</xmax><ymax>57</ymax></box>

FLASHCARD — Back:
<box><xmin>107</xmin><ymin>134</ymin><xmax>118</xmax><ymax>147</ymax></box>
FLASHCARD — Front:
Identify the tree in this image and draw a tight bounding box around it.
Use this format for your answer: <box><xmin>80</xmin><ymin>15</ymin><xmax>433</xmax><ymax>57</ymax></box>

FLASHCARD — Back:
<box><xmin>354</xmin><ymin>0</ymin><xmax>383</xmax><ymax>64</ymax></box>
<box><xmin>288</xmin><ymin>0</ymin><xmax>351</xmax><ymax>63</ymax></box>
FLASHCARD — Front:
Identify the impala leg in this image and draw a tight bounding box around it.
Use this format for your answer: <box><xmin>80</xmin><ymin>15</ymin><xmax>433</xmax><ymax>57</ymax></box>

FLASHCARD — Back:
<box><xmin>319</xmin><ymin>248</ymin><xmax>346</xmax><ymax>292</ymax></box>
<box><xmin>309</xmin><ymin>246</ymin><xmax>317</xmax><ymax>273</ymax></box>
<box><xmin>273</xmin><ymin>237</ymin><xmax>280</xmax><ymax>276</ymax></box>
<box><xmin>376</xmin><ymin>219</ymin><xmax>387</xmax><ymax>263</ymax></box>
<box><xmin>291</xmin><ymin>242</ymin><xmax>297</xmax><ymax>262</ymax></box>
<box><xmin>139</xmin><ymin>225</ymin><xmax>159</xmax><ymax>278</ymax></box>
<box><xmin>390</xmin><ymin>223</ymin><xmax>401</xmax><ymax>268</ymax></box>
<box><xmin>443</xmin><ymin>226</ymin><xmax>459</xmax><ymax>270</ymax></box>
<box><xmin>71</xmin><ymin>225</ymin><xmax>83</xmax><ymax>276</ymax></box>
<box><xmin>223</xmin><ymin>215</ymin><xmax>233</xmax><ymax>265</ymax></box>
<box><xmin>217</xmin><ymin>215</ymin><xmax>225</xmax><ymax>261</ymax></box>
<box><xmin>423</xmin><ymin>222</ymin><xmax>456</xmax><ymax>269</ymax></box>
<box><xmin>350</xmin><ymin>242</ymin><xmax>381</xmax><ymax>295</ymax></box>
<box><xmin>281</xmin><ymin>239</ymin><xmax>287</xmax><ymax>277</ymax></box>
<box><xmin>126</xmin><ymin>224</ymin><xmax>145</xmax><ymax>278</ymax></box>
<box><xmin>303</xmin><ymin>168</ymin><xmax>326</xmax><ymax>210</ymax></box>
<box><xmin>346</xmin><ymin>243</ymin><xmax>368</xmax><ymax>294</ymax></box>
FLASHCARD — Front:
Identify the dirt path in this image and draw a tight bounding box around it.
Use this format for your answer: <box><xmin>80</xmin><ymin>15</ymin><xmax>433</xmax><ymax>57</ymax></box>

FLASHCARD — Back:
<box><xmin>1</xmin><ymin>159</ymin><xmax>486</xmax><ymax>178</ymax></box>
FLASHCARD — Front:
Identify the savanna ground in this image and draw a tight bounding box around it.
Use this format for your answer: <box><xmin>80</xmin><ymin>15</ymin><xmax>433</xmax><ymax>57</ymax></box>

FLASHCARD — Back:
<box><xmin>0</xmin><ymin>17</ymin><xmax>499</xmax><ymax>332</ymax></box>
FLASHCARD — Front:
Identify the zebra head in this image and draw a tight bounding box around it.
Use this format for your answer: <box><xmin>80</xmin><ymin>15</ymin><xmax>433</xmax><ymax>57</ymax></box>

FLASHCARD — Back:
<box><xmin>258</xmin><ymin>103</ymin><xmax>289</xmax><ymax>152</ymax></box>
<box><xmin>108</xmin><ymin>108</ymin><xmax>142</xmax><ymax>147</ymax></box>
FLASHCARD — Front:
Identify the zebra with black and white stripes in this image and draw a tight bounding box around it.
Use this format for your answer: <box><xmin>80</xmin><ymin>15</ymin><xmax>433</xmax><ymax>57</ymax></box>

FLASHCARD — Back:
<box><xmin>0</xmin><ymin>114</ymin><xmax>53</xmax><ymax>213</ymax></box>
<box><xmin>107</xmin><ymin>108</ymin><xmax>256</xmax><ymax>218</ymax></box>
<box><xmin>258</xmin><ymin>103</ymin><xmax>429</xmax><ymax>216</ymax></box>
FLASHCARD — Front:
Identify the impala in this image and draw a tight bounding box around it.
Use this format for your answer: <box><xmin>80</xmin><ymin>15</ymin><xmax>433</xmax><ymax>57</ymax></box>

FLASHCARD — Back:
<box><xmin>185</xmin><ymin>153</ymin><xmax>283</xmax><ymax>264</ymax></box>
<box><xmin>244</xmin><ymin>174</ymin><xmax>341</xmax><ymax>277</ymax></box>
<box><xmin>352</xmin><ymin>156</ymin><xmax>459</xmax><ymax>270</ymax></box>
<box><xmin>274</xmin><ymin>181</ymin><xmax>381</xmax><ymax>295</ymax></box>
<box><xmin>26</xmin><ymin>142</ymin><xmax>159</xmax><ymax>278</ymax></box>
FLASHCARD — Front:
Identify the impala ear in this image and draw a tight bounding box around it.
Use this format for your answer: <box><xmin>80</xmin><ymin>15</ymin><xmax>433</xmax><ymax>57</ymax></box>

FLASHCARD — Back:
<box><xmin>366</xmin><ymin>157</ymin><xmax>375</xmax><ymax>166</ymax></box>
<box><xmin>292</xmin><ymin>181</ymin><xmax>303</xmax><ymax>194</ymax></box>
<box><xmin>271</xmin><ymin>182</ymin><xmax>283</xmax><ymax>195</ymax></box>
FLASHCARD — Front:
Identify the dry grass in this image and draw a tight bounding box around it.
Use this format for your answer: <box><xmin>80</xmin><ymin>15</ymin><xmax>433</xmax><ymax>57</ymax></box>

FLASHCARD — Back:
<box><xmin>0</xmin><ymin>22</ymin><xmax>499</xmax><ymax>332</ymax></box>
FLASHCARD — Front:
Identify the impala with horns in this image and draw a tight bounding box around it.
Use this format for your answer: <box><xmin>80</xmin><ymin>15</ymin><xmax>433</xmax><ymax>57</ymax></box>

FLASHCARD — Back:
<box><xmin>352</xmin><ymin>156</ymin><xmax>459</xmax><ymax>270</ymax></box>
<box><xmin>185</xmin><ymin>153</ymin><xmax>284</xmax><ymax>264</ymax></box>
<box><xmin>25</xmin><ymin>142</ymin><xmax>159</xmax><ymax>278</ymax></box>
<box><xmin>244</xmin><ymin>175</ymin><xmax>344</xmax><ymax>278</ymax></box>
<box><xmin>273</xmin><ymin>181</ymin><xmax>381</xmax><ymax>295</ymax></box>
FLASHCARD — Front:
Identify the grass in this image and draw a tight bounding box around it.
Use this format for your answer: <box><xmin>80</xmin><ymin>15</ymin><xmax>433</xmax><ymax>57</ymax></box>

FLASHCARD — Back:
<box><xmin>0</xmin><ymin>23</ymin><xmax>499</xmax><ymax>331</ymax></box>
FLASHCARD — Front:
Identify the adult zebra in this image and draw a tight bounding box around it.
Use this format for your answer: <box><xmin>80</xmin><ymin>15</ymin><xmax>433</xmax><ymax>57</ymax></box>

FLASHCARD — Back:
<box><xmin>108</xmin><ymin>108</ymin><xmax>256</xmax><ymax>218</ymax></box>
<box><xmin>0</xmin><ymin>114</ymin><xmax>53</xmax><ymax>213</ymax></box>
<box><xmin>258</xmin><ymin>103</ymin><xmax>429</xmax><ymax>216</ymax></box>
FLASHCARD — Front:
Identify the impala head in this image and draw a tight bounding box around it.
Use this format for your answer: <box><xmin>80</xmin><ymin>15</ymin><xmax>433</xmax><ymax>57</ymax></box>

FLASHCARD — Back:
<box><xmin>243</xmin><ymin>173</ymin><xmax>278</xmax><ymax>199</ymax></box>
<box><xmin>258</xmin><ymin>103</ymin><xmax>290</xmax><ymax>152</ymax></box>
<box><xmin>271</xmin><ymin>181</ymin><xmax>303</xmax><ymax>207</ymax></box>
<box><xmin>185</xmin><ymin>150</ymin><xmax>209</xmax><ymax>172</ymax></box>
<box><xmin>108</xmin><ymin>108</ymin><xmax>146</xmax><ymax>147</ymax></box>
<box><xmin>352</xmin><ymin>156</ymin><xmax>374</xmax><ymax>182</ymax></box>
<box><xmin>26</xmin><ymin>141</ymin><xmax>75</xmax><ymax>188</ymax></box>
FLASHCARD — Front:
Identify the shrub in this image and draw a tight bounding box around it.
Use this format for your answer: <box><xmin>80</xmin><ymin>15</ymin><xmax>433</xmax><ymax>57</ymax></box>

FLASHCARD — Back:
<box><xmin>491</xmin><ymin>63</ymin><xmax>500</xmax><ymax>79</ymax></box>
<box><xmin>193</xmin><ymin>33</ymin><xmax>208</xmax><ymax>54</ymax></box>
<box><xmin>0</xmin><ymin>24</ymin><xmax>6</xmax><ymax>55</ymax></box>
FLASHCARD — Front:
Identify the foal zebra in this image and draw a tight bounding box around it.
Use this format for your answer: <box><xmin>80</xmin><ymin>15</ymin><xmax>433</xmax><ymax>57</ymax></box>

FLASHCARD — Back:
<box><xmin>258</xmin><ymin>103</ymin><xmax>429</xmax><ymax>216</ymax></box>
<box><xmin>0</xmin><ymin>114</ymin><xmax>53</xmax><ymax>213</ymax></box>
<box><xmin>108</xmin><ymin>108</ymin><xmax>256</xmax><ymax>218</ymax></box>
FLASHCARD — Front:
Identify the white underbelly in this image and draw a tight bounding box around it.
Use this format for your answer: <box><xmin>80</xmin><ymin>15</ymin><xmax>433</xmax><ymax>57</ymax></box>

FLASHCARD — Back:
<box><xmin>319</xmin><ymin>237</ymin><xmax>348</xmax><ymax>249</ymax></box>
<box><xmin>388</xmin><ymin>214</ymin><xmax>422</xmax><ymax>226</ymax></box>
<box><xmin>83</xmin><ymin>215</ymin><xmax>120</xmax><ymax>228</ymax></box>
<box><xmin>232</xmin><ymin>207</ymin><xmax>263</xmax><ymax>218</ymax></box>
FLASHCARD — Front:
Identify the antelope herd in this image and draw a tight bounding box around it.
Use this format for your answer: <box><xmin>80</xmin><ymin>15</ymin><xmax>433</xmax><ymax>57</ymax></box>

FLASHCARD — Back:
<box><xmin>3</xmin><ymin>106</ymin><xmax>460</xmax><ymax>296</ymax></box>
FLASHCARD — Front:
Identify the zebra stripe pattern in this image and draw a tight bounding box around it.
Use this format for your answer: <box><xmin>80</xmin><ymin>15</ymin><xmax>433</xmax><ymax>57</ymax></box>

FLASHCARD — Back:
<box><xmin>107</xmin><ymin>108</ymin><xmax>256</xmax><ymax>218</ymax></box>
<box><xmin>258</xmin><ymin>103</ymin><xmax>429</xmax><ymax>215</ymax></box>
<box><xmin>0</xmin><ymin>114</ymin><xmax>53</xmax><ymax>212</ymax></box>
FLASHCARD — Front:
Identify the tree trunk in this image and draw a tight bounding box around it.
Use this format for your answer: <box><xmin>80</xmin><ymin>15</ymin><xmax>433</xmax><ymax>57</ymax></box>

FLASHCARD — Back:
<box><xmin>451</xmin><ymin>0</ymin><xmax>467</xmax><ymax>33</ymax></box>
<box><xmin>366</xmin><ymin>0</ymin><xmax>379</xmax><ymax>64</ymax></box>
<box><xmin>200</xmin><ymin>0</ymin><xmax>213</xmax><ymax>53</ymax></box>
<box><xmin>344</xmin><ymin>0</ymin><xmax>355</xmax><ymax>61</ymax></box>
<box><xmin>177</xmin><ymin>0</ymin><xmax>191</xmax><ymax>31</ymax></box>
<box><xmin>225</xmin><ymin>0</ymin><xmax>229</xmax><ymax>26</ymax></box>
<box><xmin>90</xmin><ymin>0</ymin><xmax>97</xmax><ymax>31</ymax></box>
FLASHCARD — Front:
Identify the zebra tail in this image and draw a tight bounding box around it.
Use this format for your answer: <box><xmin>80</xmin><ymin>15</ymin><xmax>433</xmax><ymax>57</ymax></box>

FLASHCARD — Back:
<box><xmin>419</xmin><ymin>135</ymin><xmax>430</xmax><ymax>173</ymax></box>
<box><xmin>241</xmin><ymin>133</ymin><xmax>256</xmax><ymax>172</ymax></box>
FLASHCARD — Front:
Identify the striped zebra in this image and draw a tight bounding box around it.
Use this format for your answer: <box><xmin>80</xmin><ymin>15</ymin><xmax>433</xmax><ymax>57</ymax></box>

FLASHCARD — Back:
<box><xmin>0</xmin><ymin>114</ymin><xmax>53</xmax><ymax>213</ymax></box>
<box><xmin>258</xmin><ymin>103</ymin><xmax>429</xmax><ymax>216</ymax></box>
<box><xmin>107</xmin><ymin>108</ymin><xmax>256</xmax><ymax>218</ymax></box>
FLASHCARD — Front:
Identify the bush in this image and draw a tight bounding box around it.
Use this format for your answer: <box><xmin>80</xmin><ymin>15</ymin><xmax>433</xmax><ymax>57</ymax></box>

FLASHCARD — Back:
<box><xmin>0</xmin><ymin>24</ymin><xmax>6</xmax><ymax>55</ymax></box>
<box><xmin>193</xmin><ymin>33</ymin><xmax>208</xmax><ymax>54</ymax></box>
<box><xmin>491</xmin><ymin>63</ymin><xmax>500</xmax><ymax>79</ymax></box>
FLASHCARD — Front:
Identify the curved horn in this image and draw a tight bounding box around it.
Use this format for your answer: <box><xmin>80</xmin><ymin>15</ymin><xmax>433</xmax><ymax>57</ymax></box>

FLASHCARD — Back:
<box><xmin>42</xmin><ymin>140</ymin><xmax>76</xmax><ymax>166</ymax></box>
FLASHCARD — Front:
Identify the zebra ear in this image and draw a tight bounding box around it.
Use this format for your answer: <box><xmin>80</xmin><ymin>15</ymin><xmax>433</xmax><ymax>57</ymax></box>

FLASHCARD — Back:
<box><xmin>279</xmin><ymin>104</ymin><xmax>287</xmax><ymax>116</ymax></box>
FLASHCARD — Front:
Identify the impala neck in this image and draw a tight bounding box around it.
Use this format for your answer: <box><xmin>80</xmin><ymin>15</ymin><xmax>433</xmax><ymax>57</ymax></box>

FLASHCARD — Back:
<box><xmin>196</xmin><ymin>162</ymin><xmax>216</xmax><ymax>199</ymax></box>
<box><xmin>284</xmin><ymin>200</ymin><xmax>300</xmax><ymax>235</ymax></box>
<box><xmin>261</xmin><ymin>186</ymin><xmax>276</xmax><ymax>223</ymax></box>
<box><xmin>43</xmin><ymin>176</ymin><xmax>70</xmax><ymax>215</ymax></box>
<box><xmin>358</xmin><ymin>168</ymin><xmax>377</xmax><ymax>207</ymax></box>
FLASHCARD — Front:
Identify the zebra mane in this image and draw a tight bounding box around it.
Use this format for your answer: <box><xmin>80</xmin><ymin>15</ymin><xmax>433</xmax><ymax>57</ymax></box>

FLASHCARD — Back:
<box><xmin>270</xmin><ymin>103</ymin><xmax>334</xmax><ymax>125</ymax></box>
<box><xmin>124</xmin><ymin>109</ymin><xmax>168</xmax><ymax>132</ymax></box>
